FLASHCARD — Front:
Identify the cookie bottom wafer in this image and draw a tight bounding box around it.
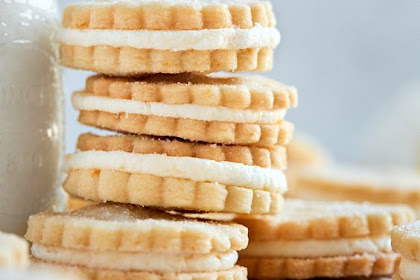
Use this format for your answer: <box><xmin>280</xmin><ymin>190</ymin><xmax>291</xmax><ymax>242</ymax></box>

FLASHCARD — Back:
<box><xmin>239</xmin><ymin>253</ymin><xmax>399</xmax><ymax>279</ymax></box>
<box><xmin>32</xmin><ymin>259</ymin><xmax>248</xmax><ymax>280</ymax></box>
<box><xmin>60</xmin><ymin>44</ymin><xmax>273</xmax><ymax>75</ymax></box>
<box><xmin>78</xmin><ymin>111</ymin><xmax>294</xmax><ymax>146</ymax></box>
<box><xmin>64</xmin><ymin>169</ymin><xmax>284</xmax><ymax>214</ymax></box>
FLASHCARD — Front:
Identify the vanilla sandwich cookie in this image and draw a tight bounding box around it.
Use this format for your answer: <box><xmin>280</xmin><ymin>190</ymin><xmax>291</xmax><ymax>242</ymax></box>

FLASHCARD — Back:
<box><xmin>288</xmin><ymin>165</ymin><xmax>420</xmax><ymax>214</ymax></box>
<box><xmin>63</xmin><ymin>134</ymin><xmax>287</xmax><ymax>214</ymax></box>
<box><xmin>60</xmin><ymin>0</ymin><xmax>279</xmax><ymax>74</ymax></box>
<box><xmin>73</xmin><ymin>74</ymin><xmax>296</xmax><ymax>147</ymax></box>
<box><xmin>0</xmin><ymin>232</ymin><xmax>29</xmax><ymax>269</ymax></box>
<box><xmin>27</xmin><ymin>204</ymin><xmax>247</xmax><ymax>278</ymax></box>
<box><xmin>25</xmin><ymin>203</ymin><xmax>248</xmax><ymax>254</ymax></box>
<box><xmin>392</xmin><ymin>221</ymin><xmax>420</xmax><ymax>280</ymax></box>
<box><xmin>233</xmin><ymin>199</ymin><xmax>415</xmax><ymax>279</ymax></box>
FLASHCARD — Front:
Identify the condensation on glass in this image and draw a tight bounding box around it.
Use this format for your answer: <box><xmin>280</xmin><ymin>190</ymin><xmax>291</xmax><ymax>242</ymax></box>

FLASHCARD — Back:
<box><xmin>0</xmin><ymin>0</ymin><xmax>63</xmax><ymax>235</ymax></box>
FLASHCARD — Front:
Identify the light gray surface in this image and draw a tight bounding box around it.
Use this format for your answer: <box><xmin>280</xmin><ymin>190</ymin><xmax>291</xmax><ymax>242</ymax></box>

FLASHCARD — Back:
<box><xmin>60</xmin><ymin>0</ymin><xmax>420</xmax><ymax>165</ymax></box>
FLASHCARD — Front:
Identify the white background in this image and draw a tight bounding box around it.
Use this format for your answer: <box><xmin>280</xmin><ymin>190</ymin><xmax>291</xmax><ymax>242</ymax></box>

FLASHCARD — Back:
<box><xmin>59</xmin><ymin>0</ymin><xmax>420</xmax><ymax>166</ymax></box>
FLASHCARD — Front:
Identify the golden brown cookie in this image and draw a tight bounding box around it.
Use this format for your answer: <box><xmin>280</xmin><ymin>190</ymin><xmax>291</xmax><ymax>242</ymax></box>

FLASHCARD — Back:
<box><xmin>77</xmin><ymin>110</ymin><xmax>294</xmax><ymax>147</ymax></box>
<box><xmin>0</xmin><ymin>231</ymin><xmax>29</xmax><ymax>269</ymax></box>
<box><xmin>287</xmin><ymin>165</ymin><xmax>420</xmax><ymax>214</ymax></box>
<box><xmin>240</xmin><ymin>253</ymin><xmax>398</xmax><ymax>279</ymax></box>
<box><xmin>77</xmin><ymin>133</ymin><xmax>287</xmax><ymax>169</ymax></box>
<box><xmin>60</xmin><ymin>1</ymin><xmax>279</xmax><ymax>74</ymax></box>
<box><xmin>234</xmin><ymin>199</ymin><xmax>415</xmax><ymax>241</ymax></box>
<box><xmin>26</xmin><ymin>203</ymin><xmax>248</xmax><ymax>254</ymax></box>
<box><xmin>62</xmin><ymin>1</ymin><xmax>275</xmax><ymax>30</ymax></box>
<box><xmin>84</xmin><ymin>74</ymin><xmax>297</xmax><ymax>111</ymax></box>
<box><xmin>232</xmin><ymin>199</ymin><xmax>414</xmax><ymax>279</ymax></box>
<box><xmin>60</xmin><ymin>45</ymin><xmax>275</xmax><ymax>75</ymax></box>
<box><xmin>64</xmin><ymin>169</ymin><xmax>284</xmax><ymax>214</ymax></box>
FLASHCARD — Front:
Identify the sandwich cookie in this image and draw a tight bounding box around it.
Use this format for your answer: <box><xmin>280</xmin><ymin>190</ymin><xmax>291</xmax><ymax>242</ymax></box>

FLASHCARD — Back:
<box><xmin>74</xmin><ymin>74</ymin><xmax>296</xmax><ymax>147</ymax></box>
<box><xmin>392</xmin><ymin>221</ymin><xmax>420</xmax><ymax>280</ymax></box>
<box><xmin>233</xmin><ymin>199</ymin><xmax>415</xmax><ymax>279</ymax></box>
<box><xmin>64</xmin><ymin>133</ymin><xmax>288</xmax><ymax>214</ymax></box>
<box><xmin>287</xmin><ymin>165</ymin><xmax>420</xmax><ymax>214</ymax></box>
<box><xmin>0</xmin><ymin>232</ymin><xmax>29</xmax><ymax>269</ymax></box>
<box><xmin>60</xmin><ymin>0</ymin><xmax>279</xmax><ymax>74</ymax></box>
<box><xmin>26</xmin><ymin>203</ymin><xmax>248</xmax><ymax>279</ymax></box>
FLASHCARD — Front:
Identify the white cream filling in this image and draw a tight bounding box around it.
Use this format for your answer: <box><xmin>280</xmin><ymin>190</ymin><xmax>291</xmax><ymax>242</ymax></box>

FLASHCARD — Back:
<box><xmin>60</xmin><ymin>26</ymin><xmax>280</xmax><ymax>51</ymax></box>
<box><xmin>400</xmin><ymin>257</ymin><xmax>420</xmax><ymax>280</ymax></box>
<box><xmin>31</xmin><ymin>244</ymin><xmax>237</xmax><ymax>273</ymax></box>
<box><xmin>72</xmin><ymin>92</ymin><xmax>285</xmax><ymax>124</ymax></box>
<box><xmin>240</xmin><ymin>237</ymin><xmax>391</xmax><ymax>258</ymax></box>
<box><xmin>66</xmin><ymin>151</ymin><xmax>287</xmax><ymax>192</ymax></box>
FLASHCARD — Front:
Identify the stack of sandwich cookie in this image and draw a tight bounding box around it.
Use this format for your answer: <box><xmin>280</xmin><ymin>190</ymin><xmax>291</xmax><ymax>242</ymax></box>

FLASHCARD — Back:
<box><xmin>65</xmin><ymin>73</ymin><xmax>296</xmax><ymax>214</ymax></box>
<box><xmin>26</xmin><ymin>203</ymin><xmax>248</xmax><ymax>280</ymax></box>
<box><xmin>288</xmin><ymin>165</ymin><xmax>420</xmax><ymax>214</ymax></box>
<box><xmin>28</xmin><ymin>0</ymin><xmax>296</xmax><ymax>277</ymax></box>
<box><xmin>392</xmin><ymin>221</ymin><xmax>420</xmax><ymax>280</ymax></box>
<box><xmin>0</xmin><ymin>232</ymin><xmax>29</xmax><ymax>269</ymax></box>
<box><xmin>233</xmin><ymin>199</ymin><xmax>415</xmax><ymax>279</ymax></box>
<box><xmin>60</xmin><ymin>0</ymin><xmax>280</xmax><ymax>74</ymax></box>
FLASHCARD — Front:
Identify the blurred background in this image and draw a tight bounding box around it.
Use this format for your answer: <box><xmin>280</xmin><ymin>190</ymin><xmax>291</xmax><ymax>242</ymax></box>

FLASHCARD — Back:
<box><xmin>59</xmin><ymin>0</ymin><xmax>420</xmax><ymax>167</ymax></box>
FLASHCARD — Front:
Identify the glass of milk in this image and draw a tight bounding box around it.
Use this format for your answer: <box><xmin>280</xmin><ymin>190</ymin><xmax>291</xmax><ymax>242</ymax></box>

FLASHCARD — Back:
<box><xmin>0</xmin><ymin>0</ymin><xmax>63</xmax><ymax>235</ymax></box>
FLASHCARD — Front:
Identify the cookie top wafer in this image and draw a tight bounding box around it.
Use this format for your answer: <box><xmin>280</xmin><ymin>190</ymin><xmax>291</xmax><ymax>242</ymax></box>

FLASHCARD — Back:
<box><xmin>0</xmin><ymin>232</ymin><xmax>29</xmax><ymax>268</ymax></box>
<box><xmin>25</xmin><ymin>203</ymin><xmax>248</xmax><ymax>254</ymax></box>
<box><xmin>392</xmin><ymin>221</ymin><xmax>420</xmax><ymax>261</ymax></box>
<box><xmin>77</xmin><ymin>133</ymin><xmax>287</xmax><ymax>170</ymax></box>
<box><xmin>290</xmin><ymin>165</ymin><xmax>420</xmax><ymax>210</ymax></box>
<box><xmin>62</xmin><ymin>0</ymin><xmax>275</xmax><ymax>31</ymax></box>
<box><xmin>84</xmin><ymin>74</ymin><xmax>297</xmax><ymax>111</ymax></box>
<box><xmin>234</xmin><ymin>199</ymin><xmax>415</xmax><ymax>241</ymax></box>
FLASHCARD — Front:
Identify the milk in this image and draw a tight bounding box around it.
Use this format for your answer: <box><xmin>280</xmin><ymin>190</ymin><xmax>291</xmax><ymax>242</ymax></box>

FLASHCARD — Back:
<box><xmin>0</xmin><ymin>0</ymin><xmax>63</xmax><ymax>235</ymax></box>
